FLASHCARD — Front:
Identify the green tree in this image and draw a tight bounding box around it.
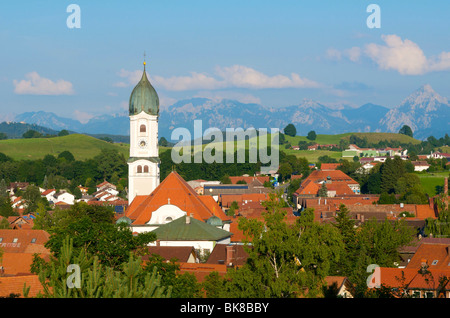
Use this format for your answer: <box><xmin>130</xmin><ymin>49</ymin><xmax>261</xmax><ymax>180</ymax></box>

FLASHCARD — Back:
<box><xmin>58</xmin><ymin>151</ymin><xmax>75</xmax><ymax>162</ymax></box>
<box><xmin>284</xmin><ymin>124</ymin><xmax>297</xmax><ymax>137</ymax></box>
<box><xmin>424</xmin><ymin>194</ymin><xmax>450</xmax><ymax>238</ymax></box>
<box><xmin>142</xmin><ymin>254</ymin><xmax>202</xmax><ymax>298</ymax></box>
<box><xmin>223</xmin><ymin>193</ymin><xmax>344</xmax><ymax>298</ymax></box>
<box><xmin>41</xmin><ymin>202</ymin><xmax>156</xmax><ymax>269</ymax></box>
<box><xmin>94</xmin><ymin>149</ymin><xmax>127</xmax><ymax>181</ymax></box>
<box><xmin>220</xmin><ymin>174</ymin><xmax>232</xmax><ymax>184</ymax></box>
<box><xmin>57</xmin><ymin>130</ymin><xmax>70</xmax><ymax>137</ymax></box>
<box><xmin>22</xmin><ymin>130</ymin><xmax>43</xmax><ymax>139</ymax></box>
<box><xmin>307</xmin><ymin>130</ymin><xmax>317</xmax><ymax>141</ymax></box>
<box><xmin>398</xmin><ymin>125</ymin><xmax>413</xmax><ymax>138</ymax></box>
<box><xmin>35</xmin><ymin>236</ymin><xmax>171</xmax><ymax>298</ymax></box>
<box><xmin>23</xmin><ymin>184</ymin><xmax>43</xmax><ymax>213</ymax></box>
<box><xmin>318</xmin><ymin>182</ymin><xmax>328</xmax><ymax>197</ymax></box>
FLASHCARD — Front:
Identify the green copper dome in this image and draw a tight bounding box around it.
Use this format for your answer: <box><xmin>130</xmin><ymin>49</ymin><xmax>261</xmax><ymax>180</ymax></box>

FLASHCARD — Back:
<box><xmin>129</xmin><ymin>63</ymin><xmax>159</xmax><ymax>116</ymax></box>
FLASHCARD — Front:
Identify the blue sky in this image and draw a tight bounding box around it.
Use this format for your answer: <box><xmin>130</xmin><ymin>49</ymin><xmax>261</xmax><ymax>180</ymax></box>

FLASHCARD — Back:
<box><xmin>1</xmin><ymin>1</ymin><xmax>450</xmax><ymax>122</ymax></box>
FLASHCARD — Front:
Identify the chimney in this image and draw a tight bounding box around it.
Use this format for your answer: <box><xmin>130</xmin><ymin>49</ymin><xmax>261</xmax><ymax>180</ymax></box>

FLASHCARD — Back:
<box><xmin>420</xmin><ymin>258</ymin><xmax>429</xmax><ymax>273</ymax></box>
<box><xmin>226</xmin><ymin>244</ymin><xmax>236</xmax><ymax>266</ymax></box>
<box><xmin>156</xmin><ymin>239</ymin><xmax>160</xmax><ymax>247</ymax></box>
<box><xmin>186</xmin><ymin>214</ymin><xmax>191</xmax><ymax>224</ymax></box>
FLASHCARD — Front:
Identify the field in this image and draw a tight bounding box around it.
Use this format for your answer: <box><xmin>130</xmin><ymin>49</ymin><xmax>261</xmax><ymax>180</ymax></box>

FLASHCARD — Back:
<box><xmin>284</xmin><ymin>132</ymin><xmax>421</xmax><ymax>146</ymax></box>
<box><xmin>0</xmin><ymin>131</ymin><xmax>426</xmax><ymax>163</ymax></box>
<box><xmin>416</xmin><ymin>171</ymin><xmax>449</xmax><ymax>196</ymax></box>
<box><xmin>0</xmin><ymin>134</ymin><xmax>130</xmax><ymax>161</ymax></box>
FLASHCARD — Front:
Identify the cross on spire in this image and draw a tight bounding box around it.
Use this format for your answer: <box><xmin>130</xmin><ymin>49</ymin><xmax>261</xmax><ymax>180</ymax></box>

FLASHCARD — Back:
<box><xmin>143</xmin><ymin>51</ymin><xmax>147</xmax><ymax>70</ymax></box>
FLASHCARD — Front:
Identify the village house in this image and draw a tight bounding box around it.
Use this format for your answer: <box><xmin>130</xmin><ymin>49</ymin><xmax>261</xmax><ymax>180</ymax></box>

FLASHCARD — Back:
<box><xmin>142</xmin><ymin>245</ymin><xmax>198</xmax><ymax>263</ymax></box>
<box><xmin>343</xmin><ymin>144</ymin><xmax>408</xmax><ymax>158</ymax></box>
<box><xmin>412</xmin><ymin>161</ymin><xmax>431</xmax><ymax>172</ymax></box>
<box><xmin>147</xmin><ymin>214</ymin><xmax>233</xmax><ymax>260</ymax></box>
<box><xmin>427</xmin><ymin>151</ymin><xmax>450</xmax><ymax>160</ymax></box>
<box><xmin>375</xmin><ymin>239</ymin><xmax>450</xmax><ymax>298</ymax></box>
<box><xmin>292</xmin><ymin>169</ymin><xmax>361</xmax><ymax>209</ymax></box>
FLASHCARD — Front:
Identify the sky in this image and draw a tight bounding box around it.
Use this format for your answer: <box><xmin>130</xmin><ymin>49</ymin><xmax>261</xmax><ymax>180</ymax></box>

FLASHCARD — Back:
<box><xmin>1</xmin><ymin>0</ymin><xmax>450</xmax><ymax>123</ymax></box>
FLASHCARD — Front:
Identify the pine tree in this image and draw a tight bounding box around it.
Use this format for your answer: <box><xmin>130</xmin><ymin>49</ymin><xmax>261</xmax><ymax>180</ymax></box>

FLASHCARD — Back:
<box><xmin>34</xmin><ymin>236</ymin><xmax>172</xmax><ymax>298</ymax></box>
<box><xmin>318</xmin><ymin>182</ymin><xmax>328</xmax><ymax>197</ymax></box>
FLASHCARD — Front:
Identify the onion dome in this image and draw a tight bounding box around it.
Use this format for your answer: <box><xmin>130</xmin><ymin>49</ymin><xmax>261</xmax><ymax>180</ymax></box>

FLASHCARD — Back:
<box><xmin>129</xmin><ymin>61</ymin><xmax>159</xmax><ymax>116</ymax></box>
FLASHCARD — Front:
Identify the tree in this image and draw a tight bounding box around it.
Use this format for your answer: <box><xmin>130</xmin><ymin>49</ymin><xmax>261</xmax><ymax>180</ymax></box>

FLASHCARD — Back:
<box><xmin>307</xmin><ymin>130</ymin><xmax>317</xmax><ymax>141</ymax></box>
<box><xmin>284</xmin><ymin>124</ymin><xmax>297</xmax><ymax>137</ymax></box>
<box><xmin>35</xmin><ymin>236</ymin><xmax>172</xmax><ymax>298</ymax></box>
<box><xmin>58</xmin><ymin>151</ymin><xmax>75</xmax><ymax>162</ymax></box>
<box><xmin>398</xmin><ymin>125</ymin><xmax>413</xmax><ymax>138</ymax></box>
<box><xmin>220</xmin><ymin>174</ymin><xmax>231</xmax><ymax>184</ymax></box>
<box><xmin>22</xmin><ymin>130</ymin><xmax>43</xmax><ymax>139</ymax></box>
<box><xmin>424</xmin><ymin>194</ymin><xmax>450</xmax><ymax>238</ymax></box>
<box><xmin>94</xmin><ymin>149</ymin><xmax>127</xmax><ymax>181</ymax></box>
<box><xmin>142</xmin><ymin>253</ymin><xmax>202</xmax><ymax>298</ymax></box>
<box><xmin>222</xmin><ymin>192</ymin><xmax>344</xmax><ymax>298</ymax></box>
<box><xmin>318</xmin><ymin>182</ymin><xmax>328</xmax><ymax>197</ymax></box>
<box><xmin>58</xmin><ymin>130</ymin><xmax>70</xmax><ymax>137</ymax></box>
<box><xmin>23</xmin><ymin>185</ymin><xmax>43</xmax><ymax>213</ymax></box>
<box><xmin>41</xmin><ymin>202</ymin><xmax>156</xmax><ymax>269</ymax></box>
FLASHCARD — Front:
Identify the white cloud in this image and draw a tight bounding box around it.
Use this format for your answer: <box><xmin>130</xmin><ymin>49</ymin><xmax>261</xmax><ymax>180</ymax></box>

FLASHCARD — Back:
<box><xmin>13</xmin><ymin>72</ymin><xmax>74</xmax><ymax>95</ymax></box>
<box><xmin>215</xmin><ymin>65</ymin><xmax>321</xmax><ymax>89</ymax></box>
<box><xmin>364</xmin><ymin>34</ymin><xmax>428</xmax><ymax>75</ymax></box>
<box><xmin>153</xmin><ymin>72</ymin><xmax>224</xmax><ymax>91</ymax></box>
<box><xmin>114</xmin><ymin>65</ymin><xmax>321</xmax><ymax>91</ymax></box>
<box><xmin>346</xmin><ymin>47</ymin><xmax>362</xmax><ymax>62</ymax></box>
<box><xmin>326</xmin><ymin>47</ymin><xmax>361</xmax><ymax>62</ymax></box>
<box><xmin>329</xmin><ymin>34</ymin><xmax>450</xmax><ymax>75</ymax></box>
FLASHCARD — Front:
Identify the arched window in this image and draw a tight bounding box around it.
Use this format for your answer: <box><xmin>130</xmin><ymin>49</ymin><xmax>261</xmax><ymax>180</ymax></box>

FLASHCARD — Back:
<box><xmin>140</xmin><ymin>124</ymin><xmax>146</xmax><ymax>133</ymax></box>
<box><xmin>137</xmin><ymin>165</ymin><xmax>142</xmax><ymax>173</ymax></box>
<box><xmin>144</xmin><ymin>165</ymin><xmax>149</xmax><ymax>173</ymax></box>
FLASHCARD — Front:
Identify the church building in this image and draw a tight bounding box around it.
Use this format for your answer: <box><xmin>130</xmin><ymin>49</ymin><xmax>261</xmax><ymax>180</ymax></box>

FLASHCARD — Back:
<box><xmin>127</xmin><ymin>60</ymin><xmax>160</xmax><ymax>204</ymax></box>
<box><xmin>123</xmin><ymin>60</ymin><xmax>231</xmax><ymax>236</ymax></box>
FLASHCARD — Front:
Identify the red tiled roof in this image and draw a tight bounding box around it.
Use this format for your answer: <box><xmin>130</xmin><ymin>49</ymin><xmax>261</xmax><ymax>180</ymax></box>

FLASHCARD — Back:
<box><xmin>229</xmin><ymin>176</ymin><xmax>269</xmax><ymax>185</ymax></box>
<box><xmin>178</xmin><ymin>262</ymin><xmax>228</xmax><ymax>282</ymax></box>
<box><xmin>326</xmin><ymin>181</ymin><xmax>354</xmax><ymax>196</ymax></box>
<box><xmin>0</xmin><ymin>275</ymin><xmax>44</xmax><ymax>298</ymax></box>
<box><xmin>415</xmin><ymin>205</ymin><xmax>436</xmax><ymax>219</ymax></box>
<box><xmin>125</xmin><ymin>171</ymin><xmax>230</xmax><ymax>225</ymax></box>
<box><xmin>378</xmin><ymin>267</ymin><xmax>450</xmax><ymax>292</ymax></box>
<box><xmin>142</xmin><ymin>246</ymin><xmax>196</xmax><ymax>263</ymax></box>
<box><xmin>41</xmin><ymin>189</ymin><xmax>56</xmax><ymax>196</ymax></box>
<box><xmin>1</xmin><ymin>252</ymin><xmax>51</xmax><ymax>276</ymax></box>
<box><xmin>0</xmin><ymin>229</ymin><xmax>50</xmax><ymax>253</ymax></box>
<box><xmin>321</xmin><ymin>163</ymin><xmax>341</xmax><ymax>171</ymax></box>
<box><xmin>406</xmin><ymin>242</ymin><xmax>450</xmax><ymax>270</ymax></box>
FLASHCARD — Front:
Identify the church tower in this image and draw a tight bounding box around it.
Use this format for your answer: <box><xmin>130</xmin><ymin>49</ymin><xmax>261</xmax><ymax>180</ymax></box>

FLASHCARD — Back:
<box><xmin>127</xmin><ymin>60</ymin><xmax>160</xmax><ymax>205</ymax></box>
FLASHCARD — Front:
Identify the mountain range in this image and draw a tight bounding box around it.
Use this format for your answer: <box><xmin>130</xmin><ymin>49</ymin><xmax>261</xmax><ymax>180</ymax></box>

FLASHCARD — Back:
<box><xmin>9</xmin><ymin>84</ymin><xmax>450</xmax><ymax>141</ymax></box>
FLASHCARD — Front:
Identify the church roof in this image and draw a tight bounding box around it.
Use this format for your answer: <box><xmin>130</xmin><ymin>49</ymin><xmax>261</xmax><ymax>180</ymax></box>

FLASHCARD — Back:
<box><xmin>125</xmin><ymin>171</ymin><xmax>230</xmax><ymax>225</ymax></box>
<box><xmin>129</xmin><ymin>62</ymin><xmax>159</xmax><ymax>116</ymax></box>
<box><xmin>151</xmin><ymin>215</ymin><xmax>232</xmax><ymax>242</ymax></box>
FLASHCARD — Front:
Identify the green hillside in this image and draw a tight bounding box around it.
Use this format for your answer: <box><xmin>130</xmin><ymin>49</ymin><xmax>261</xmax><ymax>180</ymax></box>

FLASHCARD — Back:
<box><xmin>0</xmin><ymin>131</ymin><xmax>424</xmax><ymax>163</ymax></box>
<box><xmin>284</xmin><ymin>132</ymin><xmax>421</xmax><ymax>146</ymax></box>
<box><xmin>0</xmin><ymin>134</ymin><xmax>130</xmax><ymax>161</ymax></box>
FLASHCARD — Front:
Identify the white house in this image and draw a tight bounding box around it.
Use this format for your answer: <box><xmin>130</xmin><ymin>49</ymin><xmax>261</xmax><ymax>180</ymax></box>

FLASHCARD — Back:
<box><xmin>53</xmin><ymin>191</ymin><xmax>75</xmax><ymax>205</ymax></box>
<box><xmin>412</xmin><ymin>161</ymin><xmax>430</xmax><ymax>172</ymax></box>
<box><xmin>41</xmin><ymin>189</ymin><xmax>56</xmax><ymax>202</ymax></box>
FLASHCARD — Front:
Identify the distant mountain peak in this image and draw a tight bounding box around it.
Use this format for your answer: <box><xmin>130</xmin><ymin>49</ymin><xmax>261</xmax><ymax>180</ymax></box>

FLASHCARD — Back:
<box><xmin>401</xmin><ymin>84</ymin><xmax>448</xmax><ymax>110</ymax></box>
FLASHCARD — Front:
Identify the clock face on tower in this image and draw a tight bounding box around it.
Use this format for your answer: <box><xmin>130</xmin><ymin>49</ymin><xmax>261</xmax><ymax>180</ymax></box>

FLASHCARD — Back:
<box><xmin>139</xmin><ymin>139</ymin><xmax>147</xmax><ymax>149</ymax></box>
